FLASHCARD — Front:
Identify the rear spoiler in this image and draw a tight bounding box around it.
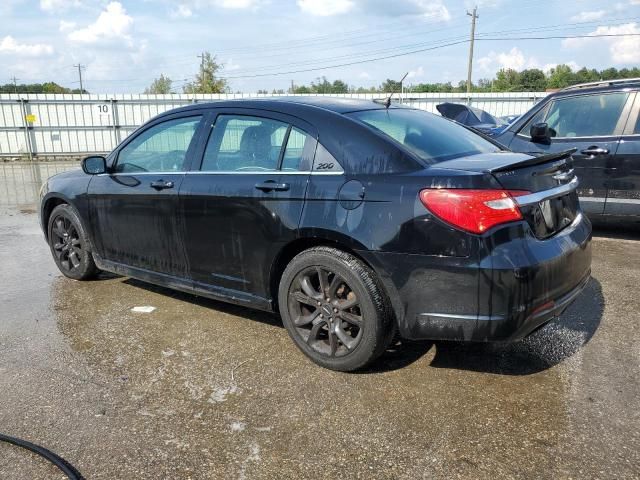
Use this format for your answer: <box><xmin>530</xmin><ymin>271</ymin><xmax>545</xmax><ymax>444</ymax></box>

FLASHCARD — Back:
<box><xmin>490</xmin><ymin>148</ymin><xmax>577</xmax><ymax>173</ymax></box>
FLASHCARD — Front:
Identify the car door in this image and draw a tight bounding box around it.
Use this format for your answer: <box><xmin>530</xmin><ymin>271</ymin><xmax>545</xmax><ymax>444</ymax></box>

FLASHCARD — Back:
<box><xmin>507</xmin><ymin>91</ymin><xmax>633</xmax><ymax>215</ymax></box>
<box><xmin>604</xmin><ymin>91</ymin><xmax>640</xmax><ymax>216</ymax></box>
<box><xmin>180</xmin><ymin>110</ymin><xmax>317</xmax><ymax>306</ymax></box>
<box><xmin>88</xmin><ymin>113</ymin><xmax>205</xmax><ymax>277</ymax></box>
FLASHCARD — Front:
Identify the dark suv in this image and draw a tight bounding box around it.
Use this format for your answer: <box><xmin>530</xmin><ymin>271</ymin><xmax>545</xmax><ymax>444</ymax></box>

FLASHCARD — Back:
<box><xmin>494</xmin><ymin>78</ymin><xmax>640</xmax><ymax>219</ymax></box>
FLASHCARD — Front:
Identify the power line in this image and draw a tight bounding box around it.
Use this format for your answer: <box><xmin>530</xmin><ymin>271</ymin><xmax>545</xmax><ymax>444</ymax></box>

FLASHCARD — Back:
<box><xmin>218</xmin><ymin>32</ymin><xmax>640</xmax><ymax>80</ymax></box>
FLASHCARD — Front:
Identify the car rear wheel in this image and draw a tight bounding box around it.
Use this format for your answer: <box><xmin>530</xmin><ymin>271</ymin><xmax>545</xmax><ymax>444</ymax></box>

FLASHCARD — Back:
<box><xmin>48</xmin><ymin>204</ymin><xmax>99</xmax><ymax>280</ymax></box>
<box><xmin>278</xmin><ymin>246</ymin><xmax>393</xmax><ymax>371</ymax></box>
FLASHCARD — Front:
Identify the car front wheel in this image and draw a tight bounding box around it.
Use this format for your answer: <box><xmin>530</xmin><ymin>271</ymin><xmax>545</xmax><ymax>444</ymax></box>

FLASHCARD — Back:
<box><xmin>278</xmin><ymin>246</ymin><xmax>393</xmax><ymax>371</ymax></box>
<box><xmin>47</xmin><ymin>204</ymin><xmax>99</xmax><ymax>280</ymax></box>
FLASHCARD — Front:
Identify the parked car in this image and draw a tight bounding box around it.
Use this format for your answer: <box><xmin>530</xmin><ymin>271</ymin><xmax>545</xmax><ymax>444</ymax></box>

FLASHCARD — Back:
<box><xmin>436</xmin><ymin>102</ymin><xmax>509</xmax><ymax>136</ymax></box>
<box><xmin>494</xmin><ymin>78</ymin><xmax>640</xmax><ymax>219</ymax></box>
<box><xmin>39</xmin><ymin>98</ymin><xmax>592</xmax><ymax>371</ymax></box>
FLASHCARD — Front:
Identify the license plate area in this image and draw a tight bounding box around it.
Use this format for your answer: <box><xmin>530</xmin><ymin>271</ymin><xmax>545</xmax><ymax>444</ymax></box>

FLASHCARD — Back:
<box><xmin>521</xmin><ymin>192</ymin><xmax>579</xmax><ymax>239</ymax></box>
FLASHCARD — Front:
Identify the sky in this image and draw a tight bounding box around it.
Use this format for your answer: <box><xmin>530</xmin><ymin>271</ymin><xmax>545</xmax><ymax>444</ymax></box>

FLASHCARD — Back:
<box><xmin>0</xmin><ymin>0</ymin><xmax>639</xmax><ymax>93</ymax></box>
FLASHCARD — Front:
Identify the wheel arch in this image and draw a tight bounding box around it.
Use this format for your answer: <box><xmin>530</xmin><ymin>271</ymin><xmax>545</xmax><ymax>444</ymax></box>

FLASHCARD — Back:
<box><xmin>269</xmin><ymin>233</ymin><xmax>400</xmax><ymax>328</ymax></box>
<box><xmin>41</xmin><ymin>195</ymin><xmax>70</xmax><ymax>241</ymax></box>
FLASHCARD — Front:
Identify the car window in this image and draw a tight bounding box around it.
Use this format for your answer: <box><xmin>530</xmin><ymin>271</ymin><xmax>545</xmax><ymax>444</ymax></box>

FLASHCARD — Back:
<box><xmin>202</xmin><ymin>115</ymin><xmax>288</xmax><ymax>172</ymax></box>
<box><xmin>519</xmin><ymin>103</ymin><xmax>548</xmax><ymax>136</ymax></box>
<box><xmin>635</xmin><ymin>111</ymin><xmax>640</xmax><ymax>134</ymax></box>
<box><xmin>281</xmin><ymin>127</ymin><xmax>316</xmax><ymax>171</ymax></box>
<box><xmin>115</xmin><ymin>116</ymin><xmax>201</xmax><ymax>173</ymax></box>
<box><xmin>543</xmin><ymin>93</ymin><xmax>628</xmax><ymax>138</ymax></box>
<box><xmin>348</xmin><ymin>109</ymin><xmax>500</xmax><ymax>164</ymax></box>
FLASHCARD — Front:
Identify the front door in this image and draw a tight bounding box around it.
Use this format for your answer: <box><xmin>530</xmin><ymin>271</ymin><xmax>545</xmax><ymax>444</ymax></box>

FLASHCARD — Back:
<box><xmin>508</xmin><ymin>91</ymin><xmax>633</xmax><ymax>215</ymax></box>
<box><xmin>180</xmin><ymin>112</ymin><xmax>317</xmax><ymax>306</ymax></box>
<box><xmin>88</xmin><ymin>114</ymin><xmax>204</xmax><ymax>277</ymax></box>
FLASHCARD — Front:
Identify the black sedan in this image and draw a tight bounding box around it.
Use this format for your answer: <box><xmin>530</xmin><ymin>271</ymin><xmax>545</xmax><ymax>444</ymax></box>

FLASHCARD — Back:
<box><xmin>39</xmin><ymin>98</ymin><xmax>592</xmax><ymax>371</ymax></box>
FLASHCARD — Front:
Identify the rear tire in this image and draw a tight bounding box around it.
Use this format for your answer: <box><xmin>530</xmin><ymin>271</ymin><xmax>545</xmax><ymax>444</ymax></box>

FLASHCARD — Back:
<box><xmin>278</xmin><ymin>246</ymin><xmax>393</xmax><ymax>371</ymax></box>
<box><xmin>47</xmin><ymin>204</ymin><xmax>99</xmax><ymax>280</ymax></box>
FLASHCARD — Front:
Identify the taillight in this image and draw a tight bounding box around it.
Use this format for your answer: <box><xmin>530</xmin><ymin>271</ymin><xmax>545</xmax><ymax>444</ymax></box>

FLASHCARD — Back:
<box><xmin>419</xmin><ymin>189</ymin><xmax>530</xmax><ymax>234</ymax></box>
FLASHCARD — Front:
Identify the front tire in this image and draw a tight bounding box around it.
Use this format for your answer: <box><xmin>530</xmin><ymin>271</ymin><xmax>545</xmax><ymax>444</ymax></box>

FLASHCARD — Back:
<box><xmin>47</xmin><ymin>204</ymin><xmax>99</xmax><ymax>280</ymax></box>
<box><xmin>278</xmin><ymin>247</ymin><xmax>393</xmax><ymax>371</ymax></box>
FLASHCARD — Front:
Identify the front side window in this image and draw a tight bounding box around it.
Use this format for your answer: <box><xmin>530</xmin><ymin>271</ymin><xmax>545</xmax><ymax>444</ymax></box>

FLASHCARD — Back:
<box><xmin>543</xmin><ymin>93</ymin><xmax>628</xmax><ymax>138</ymax></box>
<box><xmin>115</xmin><ymin>116</ymin><xmax>201</xmax><ymax>173</ymax></box>
<box><xmin>347</xmin><ymin>108</ymin><xmax>500</xmax><ymax>164</ymax></box>
<box><xmin>202</xmin><ymin>115</ymin><xmax>289</xmax><ymax>171</ymax></box>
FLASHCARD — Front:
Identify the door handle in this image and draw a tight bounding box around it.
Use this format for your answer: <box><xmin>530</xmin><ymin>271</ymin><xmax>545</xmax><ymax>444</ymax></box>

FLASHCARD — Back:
<box><xmin>580</xmin><ymin>146</ymin><xmax>609</xmax><ymax>156</ymax></box>
<box><xmin>255</xmin><ymin>180</ymin><xmax>289</xmax><ymax>192</ymax></box>
<box><xmin>150</xmin><ymin>180</ymin><xmax>174</xmax><ymax>190</ymax></box>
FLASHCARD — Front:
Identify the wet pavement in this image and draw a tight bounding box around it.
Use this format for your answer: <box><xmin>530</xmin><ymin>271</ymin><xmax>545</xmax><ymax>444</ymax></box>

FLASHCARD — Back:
<box><xmin>1</xmin><ymin>164</ymin><xmax>639</xmax><ymax>479</ymax></box>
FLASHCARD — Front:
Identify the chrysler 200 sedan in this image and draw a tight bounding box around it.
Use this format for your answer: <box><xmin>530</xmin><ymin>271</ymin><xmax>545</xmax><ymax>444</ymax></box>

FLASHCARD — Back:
<box><xmin>39</xmin><ymin>98</ymin><xmax>592</xmax><ymax>371</ymax></box>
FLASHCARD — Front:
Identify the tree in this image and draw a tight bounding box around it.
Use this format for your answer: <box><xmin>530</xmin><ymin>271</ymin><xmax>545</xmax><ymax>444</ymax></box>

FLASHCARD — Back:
<box><xmin>144</xmin><ymin>74</ymin><xmax>172</xmax><ymax>94</ymax></box>
<box><xmin>183</xmin><ymin>52</ymin><xmax>228</xmax><ymax>94</ymax></box>
<box><xmin>493</xmin><ymin>69</ymin><xmax>521</xmax><ymax>91</ymax></box>
<box><xmin>519</xmin><ymin>69</ymin><xmax>546</xmax><ymax>91</ymax></box>
<box><xmin>331</xmin><ymin>79</ymin><xmax>349</xmax><ymax>93</ymax></box>
<box><xmin>380</xmin><ymin>78</ymin><xmax>402</xmax><ymax>93</ymax></box>
<box><xmin>546</xmin><ymin>64</ymin><xmax>577</xmax><ymax>89</ymax></box>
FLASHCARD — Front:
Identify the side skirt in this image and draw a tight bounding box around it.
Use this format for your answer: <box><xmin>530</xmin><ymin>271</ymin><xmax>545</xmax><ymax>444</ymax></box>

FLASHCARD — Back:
<box><xmin>92</xmin><ymin>254</ymin><xmax>273</xmax><ymax>312</ymax></box>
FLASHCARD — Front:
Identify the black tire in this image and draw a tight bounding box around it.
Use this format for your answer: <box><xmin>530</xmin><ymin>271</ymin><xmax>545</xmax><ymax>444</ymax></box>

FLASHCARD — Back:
<box><xmin>278</xmin><ymin>246</ymin><xmax>393</xmax><ymax>371</ymax></box>
<box><xmin>47</xmin><ymin>204</ymin><xmax>99</xmax><ymax>280</ymax></box>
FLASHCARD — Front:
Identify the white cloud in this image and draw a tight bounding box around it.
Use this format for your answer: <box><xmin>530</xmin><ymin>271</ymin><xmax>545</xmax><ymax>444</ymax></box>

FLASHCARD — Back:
<box><xmin>478</xmin><ymin>47</ymin><xmax>529</xmax><ymax>72</ymax></box>
<box><xmin>223</xmin><ymin>58</ymin><xmax>241</xmax><ymax>71</ymax></box>
<box><xmin>411</xmin><ymin>0</ymin><xmax>450</xmax><ymax>20</ymax></box>
<box><xmin>570</xmin><ymin>10</ymin><xmax>606</xmax><ymax>22</ymax></box>
<box><xmin>213</xmin><ymin>0</ymin><xmax>261</xmax><ymax>8</ymax></box>
<box><xmin>40</xmin><ymin>0</ymin><xmax>80</xmax><ymax>11</ymax></box>
<box><xmin>0</xmin><ymin>35</ymin><xmax>54</xmax><ymax>56</ymax></box>
<box><xmin>170</xmin><ymin>4</ymin><xmax>193</xmax><ymax>18</ymax></box>
<box><xmin>58</xmin><ymin>20</ymin><xmax>76</xmax><ymax>31</ymax></box>
<box><xmin>297</xmin><ymin>0</ymin><xmax>354</xmax><ymax>16</ymax></box>
<box><xmin>68</xmin><ymin>2</ymin><xmax>133</xmax><ymax>45</ymax></box>
<box><xmin>563</xmin><ymin>23</ymin><xmax>640</xmax><ymax>63</ymax></box>
<box><xmin>407</xmin><ymin>66</ymin><xmax>424</xmax><ymax>79</ymax></box>
<box><xmin>358</xmin><ymin>71</ymin><xmax>371</xmax><ymax>79</ymax></box>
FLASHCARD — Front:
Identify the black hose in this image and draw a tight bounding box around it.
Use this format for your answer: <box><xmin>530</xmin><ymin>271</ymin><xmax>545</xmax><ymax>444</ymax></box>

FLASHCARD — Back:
<box><xmin>0</xmin><ymin>433</ymin><xmax>85</xmax><ymax>480</ymax></box>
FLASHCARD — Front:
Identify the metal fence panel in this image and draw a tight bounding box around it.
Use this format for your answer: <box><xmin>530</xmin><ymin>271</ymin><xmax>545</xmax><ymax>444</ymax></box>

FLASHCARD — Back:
<box><xmin>0</xmin><ymin>92</ymin><xmax>547</xmax><ymax>158</ymax></box>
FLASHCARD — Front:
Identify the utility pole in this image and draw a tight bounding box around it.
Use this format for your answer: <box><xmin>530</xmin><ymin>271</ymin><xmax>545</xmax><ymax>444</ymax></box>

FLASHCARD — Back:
<box><xmin>197</xmin><ymin>52</ymin><xmax>205</xmax><ymax>89</ymax></box>
<box><xmin>73</xmin><ymin>64</ymin><xmax>85</xmax><ymax>93</ymax></box>
<box><xmin>10</xmin><ymin>76</ymin><xmax>18</xmax><ymax>93</ymax></box>
<box><xmin>291</xmin><ymin>79</ymin><xmax>294</xmax><ymax>94</ymax></box>
<box><xmin>466</xmin><ymin>6</ymin><xmax>478</xmax><ymax>95</ymax></box>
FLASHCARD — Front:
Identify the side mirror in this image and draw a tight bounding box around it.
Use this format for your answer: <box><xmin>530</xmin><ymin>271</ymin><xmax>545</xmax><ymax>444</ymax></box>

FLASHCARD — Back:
<box><xmin>81</xmin><ymin>155</ymin><xmax>107</xmax><ymax>175</ymax></box>
<box><xmin>530</xmin><ymin>122</ymin><xmax>552</xmax><ymax>144</ymax></box>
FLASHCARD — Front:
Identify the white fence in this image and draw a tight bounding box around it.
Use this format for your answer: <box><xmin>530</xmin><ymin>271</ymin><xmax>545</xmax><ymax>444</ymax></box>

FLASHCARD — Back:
<box><xmin>0</xmin><ymin>92</ymin><xmax>547</xmax><ymax>159</ymax></box>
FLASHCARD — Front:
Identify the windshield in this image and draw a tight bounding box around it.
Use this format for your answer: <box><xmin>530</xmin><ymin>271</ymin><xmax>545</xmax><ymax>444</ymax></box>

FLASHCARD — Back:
<box><xmin>348</xmin><ymin>108</ymin><xmax>501</xmax><ymax>164</ymax></box>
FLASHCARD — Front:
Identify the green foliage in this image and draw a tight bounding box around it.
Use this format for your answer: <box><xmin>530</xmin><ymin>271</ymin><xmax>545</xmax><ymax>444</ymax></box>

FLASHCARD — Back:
<box><xmin>144</xmin><ymin>74</ymin><xmax>172</xmax><ymax>94</ymax></box>
<box><xmin>0</xmin><ymin>82</ymin><xmax>85</xmax><ymax>94</ymax></box>
<box><xmin>183</xmin><ymin>52</ymin><xmax>228</xmax><ymax>94</ymax></box>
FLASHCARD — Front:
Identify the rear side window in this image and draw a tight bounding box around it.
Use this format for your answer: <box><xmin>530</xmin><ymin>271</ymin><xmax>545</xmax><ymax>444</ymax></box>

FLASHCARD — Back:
<box><xmin>543</xmin><ymin>93</ymin><xmax>628</xmax><ymax>138</ymax></box>
<box><xmin>635</xmin><ymin>111</ymin><xmax>640</xmax><ymax>134</ymax></box>
<box><xmin>282</xmin><ymin>127</ymin><xmax>317</xmax><ymax>171</ymax></box>
<box><xmin>347</xmin><ymin>109</ymin><xmax>500</xmax><ymax>164</ymax></box>
<box><xmin>202</xmin><ymin>115</ymin><xmax>288</xmax><ymax>172</ymax></box>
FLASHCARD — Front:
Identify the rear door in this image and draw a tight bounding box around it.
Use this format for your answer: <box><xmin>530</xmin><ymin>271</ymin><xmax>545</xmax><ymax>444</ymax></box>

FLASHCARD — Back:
<box><xmin>508</xmin><ymin>91</ymin><xmax>633</xmax><ymax>215</ymax></box>
<box><xmin>88</xmin><ymin>113</ymin><xmax>204</xmax><ymax>276</ymax></box>
<box><xmin>180</xmin><ymin>110</ymin><xmax>317</xmax><ymax>305</ymax></box>
<box><xmin>604</xmin><ymin>92</ymin><xmax>640</xmax><ymax>216</ymax></box>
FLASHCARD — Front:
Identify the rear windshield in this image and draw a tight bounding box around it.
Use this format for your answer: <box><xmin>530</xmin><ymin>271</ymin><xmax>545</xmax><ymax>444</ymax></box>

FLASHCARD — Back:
<box><xmin>347</xmin><ymin>108</ymin><xmax>501</xmax><ymax>164</ymax></box>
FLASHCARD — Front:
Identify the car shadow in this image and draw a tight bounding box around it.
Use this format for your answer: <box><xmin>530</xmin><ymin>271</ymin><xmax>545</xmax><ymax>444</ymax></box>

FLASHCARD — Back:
<box><xmin>427</xmin><ymin>277</ymin><xmax>604</xmax><ymax>375</ymax></box>
<box><xmin>121</xmin><ymin>277</ymin><xmax>283</xmax><ymax>330</ymax></box>
<box><xmin>119</xmin><ymin>275</ymin><xmax>603</xmax><ymax>376</ymax></box>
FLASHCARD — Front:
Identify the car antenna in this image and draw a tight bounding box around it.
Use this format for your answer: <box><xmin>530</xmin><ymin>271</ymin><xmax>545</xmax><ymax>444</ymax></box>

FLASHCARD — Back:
<box><xmin>373</xmin><ymin>72</ymin><xmax>409</xmax><ymax>109</ymax></box>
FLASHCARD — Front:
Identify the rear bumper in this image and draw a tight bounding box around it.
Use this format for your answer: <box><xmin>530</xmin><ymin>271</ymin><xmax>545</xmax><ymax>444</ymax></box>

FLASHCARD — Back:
<box><xmin>361</xmin><ymin>213</ymin><xmax>592</xmax><ymax>342</ymax></box>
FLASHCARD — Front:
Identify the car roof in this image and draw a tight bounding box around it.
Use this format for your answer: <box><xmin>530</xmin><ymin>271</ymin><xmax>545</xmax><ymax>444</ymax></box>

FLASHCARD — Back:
<box><xmin>157</xmin><ymin>96</ymin><xmax>404</xmax><ymax>118</ymax></box>
<box><xmin>550</xmin><ymin>78</ymin><xmax>640</xmax><ymax>99</ymax></box>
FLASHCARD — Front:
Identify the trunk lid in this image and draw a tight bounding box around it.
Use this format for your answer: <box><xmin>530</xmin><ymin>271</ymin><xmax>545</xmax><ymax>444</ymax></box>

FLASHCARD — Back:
<box><xmin>436</xmin><ymin>149</ymin><xmax>579</xmax><ymax>238</ymax></box>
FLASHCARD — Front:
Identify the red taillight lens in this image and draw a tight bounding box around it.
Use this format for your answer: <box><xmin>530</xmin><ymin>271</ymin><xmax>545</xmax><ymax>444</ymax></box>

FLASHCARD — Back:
<box><xmin>419</xmin><ymin>189</ymin><xmax>529</xmax><ymax>234</ymax></box>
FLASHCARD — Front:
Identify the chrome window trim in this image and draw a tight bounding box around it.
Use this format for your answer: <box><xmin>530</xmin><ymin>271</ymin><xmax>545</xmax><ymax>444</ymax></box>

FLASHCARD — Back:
<box><xmin>97</xmin><ymin>170</ymin><xmax>343</xmax><ymax>176</ymax></box>
<box><xmin>515</xmin><ymin>177</ymin><xmax>579</xmax><ymax>206</ymax></box>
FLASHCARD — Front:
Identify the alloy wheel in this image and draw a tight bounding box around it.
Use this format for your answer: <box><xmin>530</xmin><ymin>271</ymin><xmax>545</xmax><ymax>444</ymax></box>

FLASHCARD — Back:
<box><xmin>288</xmin><ymin>266</ymin><xmax>364</xmax><ymax>357</ymax></box>
<box><xmin>51</xmin><ymin>215</ymin><xmax>83</xmax><ymax>272</ymax></box>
